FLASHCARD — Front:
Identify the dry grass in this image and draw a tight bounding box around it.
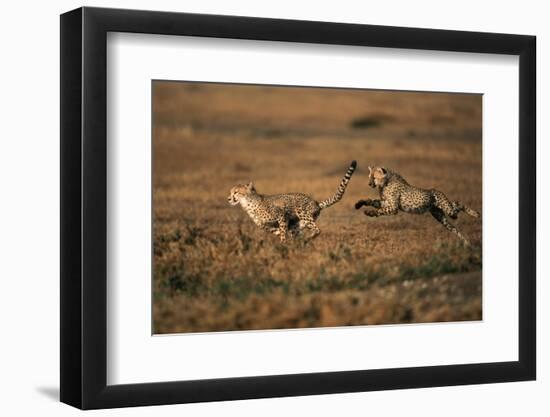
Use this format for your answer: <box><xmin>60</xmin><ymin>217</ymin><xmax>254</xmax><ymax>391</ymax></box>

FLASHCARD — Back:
<box><xmin>152</xmin><ymin>82</ymin><xmax>482</xmax><ymax>334</ymax></box>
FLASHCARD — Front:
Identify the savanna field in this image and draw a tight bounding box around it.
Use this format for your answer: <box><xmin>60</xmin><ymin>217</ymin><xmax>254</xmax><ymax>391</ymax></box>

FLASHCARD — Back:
<box><xmin>152</xmin><ymin>82</ymin><xmax>482</xmax><ymax>334</ymax></box>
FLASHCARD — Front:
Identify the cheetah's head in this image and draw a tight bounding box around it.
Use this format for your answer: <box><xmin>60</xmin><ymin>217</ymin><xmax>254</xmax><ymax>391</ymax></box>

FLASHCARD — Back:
<box><xmin>368</xmin><ymin>166</ymin><xmax>388</xmax><ymax>189</ymax></box>
<box><xmin>228</xmin><ymin>182</ymin><xmax>256</xmax><ymax>206</ymax></box>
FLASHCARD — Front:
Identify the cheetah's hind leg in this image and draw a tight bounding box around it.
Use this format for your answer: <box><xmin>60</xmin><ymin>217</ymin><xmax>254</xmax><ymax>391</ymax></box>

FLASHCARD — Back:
<box><xmin>432</xmin><ymin>190</ymin><xmax>479</xmax><ymax>220</ymax></box>
<box><xmin>287</xmin><ymin>216</ymin><xmax>301</xmax><ymax>238</ymax></box>
<box><xmin>429</xmin><ymin>207</ymin><xmax>471</xmax><ymax>246</ymax></box>
<box><xmin>270</xmin><ymin>214</ymin><xmax>289</xmax><ymax>243</ymax></box>
<box><xmin>452</xmin><ymin>201</ymin><xmax>480</xmax><ymax>219</ymax></box>
<box><xmin>301</xmin><ymin>218</ymin><xmax>321</xmax><ymax>241</ymax></box>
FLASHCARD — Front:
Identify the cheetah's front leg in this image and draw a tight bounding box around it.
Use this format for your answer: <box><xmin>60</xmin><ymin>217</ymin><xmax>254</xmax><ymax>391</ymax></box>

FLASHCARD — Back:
<box><xmin>364</xmin><ymin>200</ymin><xmax>398</xmax><ymax>217</ymax></box>
<box><xmin>354</xmin><ymin>199</ymin><xmax>381</xmax><ymax>210</ymax></box>
<box><xmin>276</xmin><ymin>215</ymin><xmax>288</xmax><ymax>243</ymax></box>
<box><xmin>429</xmin><ymin>207</ymin><xmax>471</xmax><ymax>246</ymax></box>
<box><xmin>261</xmin><ymin>224</ymin><xmax>279</xmax><ymax>236</ymax></box>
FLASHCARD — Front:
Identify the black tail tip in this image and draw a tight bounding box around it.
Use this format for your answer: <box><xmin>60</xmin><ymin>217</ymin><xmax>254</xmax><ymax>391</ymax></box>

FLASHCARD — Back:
<box><xmin>350</xmin><ymin>160</ymin><xmax>357</xmax><ymax>168</ymax></box>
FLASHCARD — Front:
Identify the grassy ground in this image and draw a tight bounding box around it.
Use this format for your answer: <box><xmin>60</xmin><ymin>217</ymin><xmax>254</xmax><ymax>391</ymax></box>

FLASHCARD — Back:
<box><xmin>152</xmin><ymin>82</ymin><xmax>482</xmax><ymax>334</ymax></box>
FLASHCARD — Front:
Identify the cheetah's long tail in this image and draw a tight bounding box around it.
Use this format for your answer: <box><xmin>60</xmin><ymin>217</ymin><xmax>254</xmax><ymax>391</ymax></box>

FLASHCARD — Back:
<box><xmin>318</xmin><ymin>160</ymin><xmax>357</xmax><ymax>209</ymax></box>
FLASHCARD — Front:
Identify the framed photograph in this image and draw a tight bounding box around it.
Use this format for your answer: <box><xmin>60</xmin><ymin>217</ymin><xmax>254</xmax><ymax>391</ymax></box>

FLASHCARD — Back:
<box><xmin>60</xmin><ymin>6</ymin><xmax>536</xmax><ymax>409</ymax></box>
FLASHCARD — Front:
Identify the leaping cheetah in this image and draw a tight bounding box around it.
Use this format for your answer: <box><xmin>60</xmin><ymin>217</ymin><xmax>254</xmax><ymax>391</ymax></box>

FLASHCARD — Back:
<box><xmin>355</xmin><ymin>166</ymin><xmax>480</xmax><ymax>246</ymax></box>
<box><xmin>228</xmin><ymin>161</ymin><xmax>357</xmax><ymax>242</ymax></box>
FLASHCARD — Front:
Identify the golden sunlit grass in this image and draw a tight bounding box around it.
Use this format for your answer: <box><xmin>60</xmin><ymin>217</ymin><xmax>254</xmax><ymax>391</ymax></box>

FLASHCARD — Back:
<box><xmin>152</xmin><ymin>82</ymin><xmax>482</xmax><ymax>334</ymax></box>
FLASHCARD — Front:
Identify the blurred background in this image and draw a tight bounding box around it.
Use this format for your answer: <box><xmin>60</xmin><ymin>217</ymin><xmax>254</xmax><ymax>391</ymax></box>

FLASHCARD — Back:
<box><xmin>152</xmin><ymin>81</ymin><xmax>482</xmax><ymax>334</ymax></box>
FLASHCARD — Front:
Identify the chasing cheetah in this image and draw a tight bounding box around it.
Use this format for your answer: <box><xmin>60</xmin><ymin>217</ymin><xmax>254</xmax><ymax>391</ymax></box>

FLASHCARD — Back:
<box><xmin>355</xmin><ymin>166</ymin><xmax>480</xmax><ymax>245</ymax></box>
<box><xmin>228</xmin><ymin>161</ymin><xmax>357</xmax><ymax>242</ymax></box>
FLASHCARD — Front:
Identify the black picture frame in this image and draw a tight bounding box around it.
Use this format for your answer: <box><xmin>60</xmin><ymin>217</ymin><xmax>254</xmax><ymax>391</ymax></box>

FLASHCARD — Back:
<box><xmin>60</xmin><ymin>6</ymin><xmax>536</xmax><ymax>410</ymax></box>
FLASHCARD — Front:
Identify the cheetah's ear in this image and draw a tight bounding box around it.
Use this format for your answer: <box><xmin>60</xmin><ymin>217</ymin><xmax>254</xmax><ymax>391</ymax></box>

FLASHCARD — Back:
<box><xmin>246</xmin><ymin>182</ymin><xmax>255</xmax><ymax>191</ymax></box>
<box><xmin>376</xmin><ymin>167</ymin><xmax>387</xmax><ymax>176</ymax></box>
<box><xmin>367</xmin><ymin>165</ymin><xmax>373</xmax><ymax>173</ymax></box>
